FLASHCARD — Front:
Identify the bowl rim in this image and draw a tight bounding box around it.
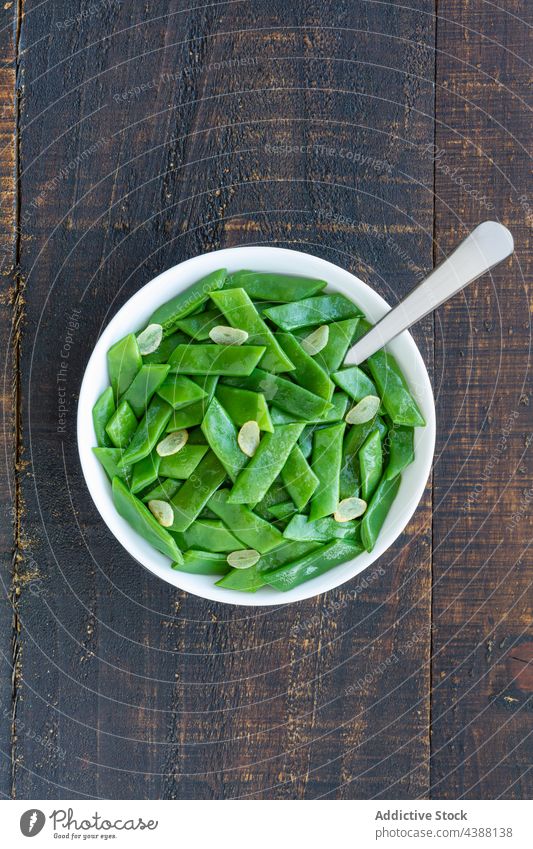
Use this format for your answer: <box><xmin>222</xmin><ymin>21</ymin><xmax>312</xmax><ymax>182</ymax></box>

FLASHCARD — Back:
<box><xmin>77</xmin><ymin>246</ymin><xmax>436</xmax><ymax>606</ymax></box>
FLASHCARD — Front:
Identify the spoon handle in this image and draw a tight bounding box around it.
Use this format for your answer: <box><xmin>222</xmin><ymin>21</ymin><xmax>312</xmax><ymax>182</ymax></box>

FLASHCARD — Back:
<box><xmin>344</xmin><ymin>221</ymin><xmax>514</xmax><ymax>366</ymax></box>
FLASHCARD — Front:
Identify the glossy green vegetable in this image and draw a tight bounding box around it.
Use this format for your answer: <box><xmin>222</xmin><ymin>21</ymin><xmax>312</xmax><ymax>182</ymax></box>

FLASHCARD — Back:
<box><xmin>312</xmin><ymin>318</ymin><xmax>359</xmax><ymax>372</ymax></box>
<box><xmin>226</xmin><ymin>271</ymin><xmax>326</xmax><ymax>301</ymax></box>
<box><xmin>228</xmin><ymin>423</ymin><xmax>305</xmax><ymax>504</ymax></box>
<box><xmin>226</xmin><ymin>369</ymin><xmax>331</xmax><ymax>421</ymax></box>
<box><xmin>120</xmin><ymin>396</ymin><xmax>172</xmax><ymax>465</ymax></box>
<box><xmin>215</xmin><ymin>385</ymin><xmax>273</xmax><ymax>432</ymax></box>
<box><xmin>281</xmin><ymin>445</ymin><xmax>318</xmax><ymax>510</ymax></box>
<box><xmin>309</xmin><ymin>422</ymin><xmax>345</xmax><ymax>521</ymax></box>
<box><xmin>276</xmin><ymin>333</ymin><xmax>335</xmax><ymax>400</ymax></box>
<box><xmin>156</xmin><ymin>374</ymin><xmax>207</xmax><ymax>409</ymax></box>
<box><xmin>92</xmin><ymin>387</ymin><xmax>115</xmax><ymax>447</ymax></box>
<box><xmin>263</xmin><ymin>539</ymin><xmax>363</xmax><ymax>591</ymax></box>
<box><xmin>173</xmin><ymin>550</ymin><xmax>230</xmax><ymax>575</ymax></box>
<box><xmin>201</xmin><ymin>397</ymin><xmax>247</xmax><ymax>481</ymax></box>
<box><xmin>112</xmin><ymin>476</ymin><xmax>183</xmax><ymax>563</ymax></box>
<box><xmin>283</xmin><ymin>512</ymin><xmax>359</xmax><ymax>542</ymax></box>
<box><xmin>267</xmin><ymin>500</ymin><xmax>297</xmax><ymax>521</ymax></box>
<box><xmin>211</xmin><ymin>288</ymin><xmax>294</xmax><ymax>373</ymax></box>
<box><xmin>269</xmin><ymin>392</ymin><xmax>348</xmax><ymax>425</ymax></box>
<box><xmin>131</xmin><ymin>451</ymin><xmax>161</xmax><ymax>494</ymax></box>
<box><xmin>215</xmin><ymin>564</ymin><xmax>266</xmax><ymax>592</ymax></box>
<box><xmin>92</xmin><ymin>447</ymin><xmax>132</xmax><ymax>484</ymax></box>
<box><xmin>169</xmin><ymin>451</ymin><xmax>226</xmax><ymax>532</ymax></box>
<box><xmin>264</xmin><ymin>294</ymin><xmax>363</xmax><ymax>331</ymax></box>
<box><xmin>174</xmin><ymin>519</ymin><xmax>243</xmax><ymax>553</ymax></box>
<box><xmin>158</xmin><ymin>444</ymin><xmax>208</xmax><ymax>478</ymax></box>
<box><xmin>339</xmin><ymin>449</ymin><xmax>361</xmax><ymax>500</ymax></box>
<box><xmin>385</xmin><ymin>426</ymin><xmax>414</xmax><ymax>479</ymax></box>
<box><xmin>367</xmin><ymin>351</ymin><xmax>425</xmax><ymax>426</ymax></box>
<box><xmin>107</xmin><ymin>333</ymin><xmax>142</xmax><ymax>402</ymax></box>
<box><xmin>141</xmin><ymin>330</ymin><xmax>187</xmax><ymax>364</ymax></box>
<box><xmin>360</xmin><ymin>474</ymin><xmax>401</xmax><ymax>552</ymax></box>
<box><xmin>257</xmin><ymin>540</ymin><xmax>321</xmax><ymax>573</ymax></box>
<box><xmin>164</xmin><ymin>376</ymin><xmax>218</xmax><ymax>430</ymax></box>
<box><xmin>121</xmin><ymin>364</ymin><xmax>170</xmax><ymax>417</ymax></box>
<box><xmin>332</xmin><ymin>366</ymin><xmax>377</xmax><ymax>401</ymax></box>
<box><xmin>359</xmin><ymin>429</ymin><xmax>382</xmax><ymax>501</ymax></box>
<box><xmin>168</xmin><ymin>344</ymin><xmax>266</xmax><ymax>376</ymax></box>
<box><xmin>176</xmin><ymin>308</ymin><xmax>224</xmax><ymax>340</ymax></box>
<box><xmin>105</xmin><ymin>400</ymin><xmax>137</xmax><ymax>449</ymax></box>
<box><xmin>148</xmin><ymin>268</ymin><xmax>227</xmax><ymax>335</ymax></box>
<box><xmin>140</xmin><ymin>478</ymin><xmax>180</xmax><ymax>503</ymax></box>
<box><xmin>209</xmin><ymin>489</ymin><xmax>284</xmax><ymax>553</ymax></box>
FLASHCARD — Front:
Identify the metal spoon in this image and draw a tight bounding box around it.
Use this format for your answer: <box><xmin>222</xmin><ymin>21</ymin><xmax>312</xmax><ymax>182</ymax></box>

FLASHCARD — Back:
<box><xmin>344</xmin><ymin>221</ymin><xmax>514</xmax><ymax>365</ymax></box>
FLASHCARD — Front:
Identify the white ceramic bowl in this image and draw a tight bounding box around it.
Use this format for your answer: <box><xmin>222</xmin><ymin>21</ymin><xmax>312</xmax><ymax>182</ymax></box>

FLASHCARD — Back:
<box><xmin>77</xmin><ymin>247</ymin><xmax>435</xmax><ymax>606</ymax></box>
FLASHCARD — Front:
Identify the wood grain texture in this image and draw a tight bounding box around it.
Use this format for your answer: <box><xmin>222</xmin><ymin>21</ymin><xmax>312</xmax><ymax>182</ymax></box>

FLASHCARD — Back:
<box><xmin>0</xmin><ymin>0</ymin><xmax>18</xmax><ymax>800</ymax></box>
<box><xmin>431</xmin><ymin>0</ymin><xmax>532</xmax><ymax>800</ymax></box>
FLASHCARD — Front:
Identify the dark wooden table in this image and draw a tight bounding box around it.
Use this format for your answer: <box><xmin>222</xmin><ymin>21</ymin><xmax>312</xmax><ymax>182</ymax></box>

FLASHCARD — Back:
<box><xmin>0</xmin><ymin>1</ymin><xmax>530</xmax><ymax>800</ymax></box>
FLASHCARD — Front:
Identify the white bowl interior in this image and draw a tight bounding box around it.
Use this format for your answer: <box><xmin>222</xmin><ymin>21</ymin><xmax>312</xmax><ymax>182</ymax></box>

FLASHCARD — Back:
<box><xmin>77</xmin><ymin>247</ymin><xmax>436</xmax><ymax>606</ymax></box>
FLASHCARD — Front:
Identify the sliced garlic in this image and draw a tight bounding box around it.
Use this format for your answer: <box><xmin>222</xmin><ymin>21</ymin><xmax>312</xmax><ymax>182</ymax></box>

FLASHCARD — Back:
<box><xmin>209</xmin><ymin>325</ymin><xmax>249</xmax><ymax>346</ymax></box>
<box><xmin>345</xmin><ymin>395</ymin><xmax>381</xmax><ymax>425</ymax></box>
<box><xmin>334</xmin><ymin>497</ymin><xmax>368</xmax><ymax>522</ymax></box>
<box><xmin>237</xmin><ymin>420</ymin><xmax>260</xmax><ymax>457</ymax></box>
<box><xmin>137</xmin><ymin>323</ymin><xmax>163</xmax><ymax>355</ymax></box>
<box><xmin>148</xmin><ymin>500</ymin><xmax>174</xmax><ymax>527</ymax></box>
<box><xmin>301</xmin><ymin>324</ymin><xmax>329</xmax><ymax>356</ymax></box>
<box><xmin>227</xmin><ymin>549</ymin><xmax>260</xmax><ymax>569</ymax></box>
<box><xmin>156</xmin><ymin>429</ymin><xmax>188</xmax><ymax>457</ymax></box>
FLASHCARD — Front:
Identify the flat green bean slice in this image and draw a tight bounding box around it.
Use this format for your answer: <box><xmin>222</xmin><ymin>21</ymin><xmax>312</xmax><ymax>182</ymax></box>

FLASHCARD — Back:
<box><xmin>158</xmin><ymin>444</ymin><xmax>208</xmax><ymax>478</ymax></box>
<box><xmin>361</xmin><ymin>474</ymin><xmax>401</xmax><ymax>552</ymax></box>
<box><xmin>140</xmin><ymin>478</ymin><xmax>180</xmax><ymax>503</ymax></box>
<box><xmin>367</xmin><ymin>350</ymin><xmax>425</xmax><ymax>427</ymax></box>
<box><xmin>169</xmin><ymin>451</ymin><xmax>226</xmax><ymax>532</ymax></box>
<box><xmin>120</xmin><ymin>396</ymin><xmax>172</xmax><ymax>465</ymax></box>
<box><xmin>263</xmin><ymin>539</ymin><xmax>363</xmax><ymax>592</ymax></box>
<box><xmin>226</xmin><ymin>271</ymin><xmax>326</xmax><ymax>301</ymax></box>
<box><xmin>209</xmin><ymin>489</ymin><xmax>284</xmax><ymax>553</ymax></box>
<box><xmin>310</xmin><ymin>422</ymin><xmax>345</xmax><ymax>521</ymax></box>
<box><xmin>332</xmin><ymin>366</ymin><xmax>377</xmax><ymax>401</ymax></box>
<box><xmin>141</xmin><ymin>330</ymin><xmax>187</xmax><ymax>364</ymax></box>
<box><xmin>385</xmin><ymin>426</ymin><xmax>414</xmax><ymax>479</ymax></box>
<box><xmin>215</xmin><ymin>564</ymin><xmax>266</xmax><ymax>592</ymax></box>
<box><xmin>92</xmin><ymin>386</ymin><xmax>115</xmax><ymax>447</ymax></box>
<box><xmin>283</xmin><ymin>512</ymin><xmax>359</xmax><ymax>542</ymax></box>
<box><xmin>211</xmin><ymin>288</ymin><xmax>294</xmax><ymax>373</ymax></box>
<box><xmin>105</xmin><ymin>400</ymin><xmax>137</xmax><ymax>449</ymax></box>
<box><xmin>148</xmin><ymin>268</ymin><xmax>227</xmax><ymax>335</ymax></box>
<box><xmin>107</xmin><ymin>333</ymin><xmax>142</xmax><ymax>402</ymax></box>
<box><xmin>121</xmin><ymin>364</ymin><xmax>170</xmax><ymax>417</ymax></box>
<box><xmin>112</xmin><ymin>477</ymin><xmax>183</xmax><ymax>563</ymax></box>
<box><xmin>174</xmin><ymin>518</ymin><xmax>243</xmax><ymax>553</ymax></box>
<box><xmin>168</xmin><ymin>344</ymin><xmax>266</xmax><ymax>376</ymax></box>
<box><xmin>201</xmin><ymin>397</ymin><xmax>247</xmax><ymax>481</ymax></box>
<box><xmin>283</xmin><ymin>513</ymin><xmax>361</xmax><ymax>542</ymax></box>
<box><xmin>173</xmin><ymin>550</ymin><xmax>230</xmax><ymax>576</ymax></box>
<box><xmin>359</xmin><ymin>429</ymin><xmax>382</xmax><ymax>501</ymax></box>
<box><xmin>264</xmin><ymin>294</ymin><xmax>363</xmax><ymax>331</ymax></box>
<box><xmin>156</xmin><ymin>374</ymin><xmax>207</xmax><ymax>409</ymax></box>
<box><xmin>176</xmin><ymin>308</ymin><xmax>224</xmax><ymax>340</ymax></box>
<box><xmin>269</xmin><ymin>392</ymin><xmax>348</xmax><ymax>425</ymax></box>
<box><xmin>92</xmin><ymin>447</ymin><xmax>132</xmax><ymax>485</ymax></box>
<box><xmin>131</xmin><ymin>451</ymin><xmax>162</xmax><ymax>494</ymax></box>
<box><xmin>312</xmin><ymin>318</ymin><xmax>359</xmax><ymax>372</ymax></box>
<box><xmin>281</xmin><ymin>445</ymin><xmax>319</xmax><ymax>510</ymax></box>
<box><xmin>224</xmin><ymin>369</ymin><xmax>331</xmax><ymax>421</ymax></box>
<box><xmin>276</xmin><ymin>333</ymin><xmax>335</xmax><ymax>400</ymax></box>
<box><xmin>228</xmin><ymin>423</ymin><xmax>305</xmax><ymax>504</ymax></box>
<box><xmin>215</xmin><ymin>385</ymin><xmax>273</xmax><ymax>432</ymax></box>
<box><xmin>267</xmin><ymin>500</ymin><xmax>297</xmax><ymax>521</ymax></box>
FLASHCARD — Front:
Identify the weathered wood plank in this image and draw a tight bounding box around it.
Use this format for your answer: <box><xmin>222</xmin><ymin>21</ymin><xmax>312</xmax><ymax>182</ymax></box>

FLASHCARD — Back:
<box><xmin>432</xmin><ymin>0</ymin><xmax>532</xmax><ymax>800</ymax></box>
<box><xmin>14</xmin><ymin>0</ymin><xmax>435</xmax><ymax>798</ymax></box>
<box><xmin>0</xmin><ymin>0</ymin><xmax>18</xmax><ymax>799</ymax></box>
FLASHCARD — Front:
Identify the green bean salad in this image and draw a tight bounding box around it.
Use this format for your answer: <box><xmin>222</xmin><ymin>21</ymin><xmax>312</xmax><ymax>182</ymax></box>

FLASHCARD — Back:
<box><xmin>92</xmin><ymin>268</ymin><xmax>425</xmax><ymax>594</ymax></box>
